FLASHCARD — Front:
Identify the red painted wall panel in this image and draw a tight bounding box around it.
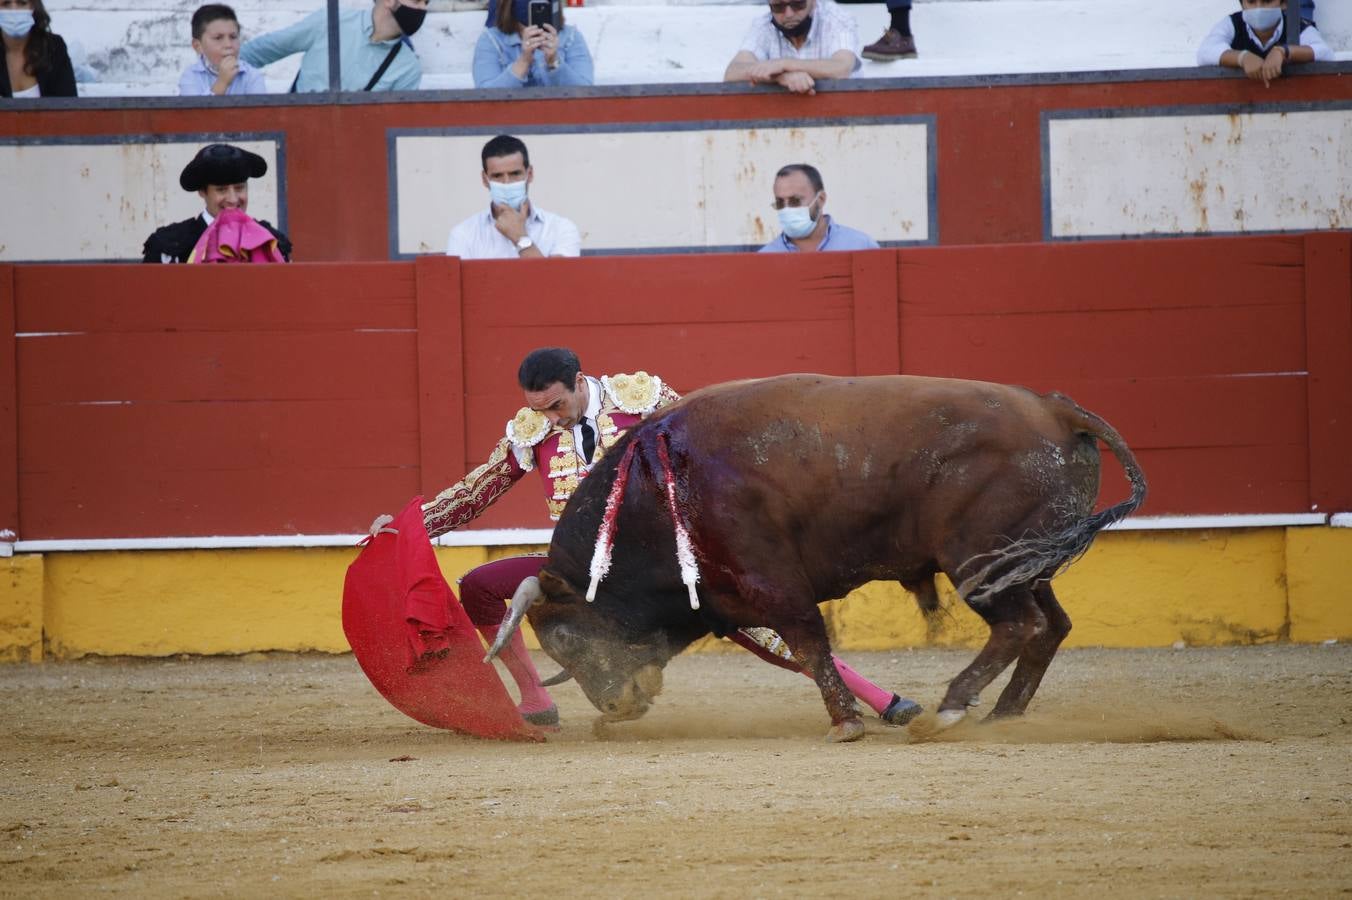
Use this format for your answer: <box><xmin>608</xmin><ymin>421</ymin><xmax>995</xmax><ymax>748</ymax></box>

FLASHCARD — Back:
<box><xmin>4</xmin><ymin>233</ymin><xmax>1345</xmax><ymax>540</ymax></box>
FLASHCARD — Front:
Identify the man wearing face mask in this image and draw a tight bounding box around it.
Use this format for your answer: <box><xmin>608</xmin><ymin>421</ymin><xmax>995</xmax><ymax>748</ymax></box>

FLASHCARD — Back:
<box><xmin>445</xmin><ymin>134</ymin><xmax>582</xmax><ymax>260</ymax></box>
<box><xmin>759</xmin><ymin>164</ymin><xmax>877</xmax><ymax>254</ymax></box>
<box><xmin>240</xmin><ymin>0</ymin><xmax>427</xmax><ymax>93</ymax></box>
<box><xmin>724</xmin><ymin>0</ymin><xmax>859</xmax><ymax>96</ymax></box>
<box><xmin>141</xmin><ymin>144</ymin><xmax>292</xmax><ymax>264</ymax></box>
<box><xmin>1197</xmin><ymin>0</ymin><xmax>1332</xmax><ymax>86</ymax></box>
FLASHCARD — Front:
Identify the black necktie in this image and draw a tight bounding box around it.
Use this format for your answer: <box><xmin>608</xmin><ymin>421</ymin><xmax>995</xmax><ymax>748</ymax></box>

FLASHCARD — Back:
<box><xmin>581</xmin><ymin>418</ymin><xmax>596</xmax><ymax>464</ymax></box>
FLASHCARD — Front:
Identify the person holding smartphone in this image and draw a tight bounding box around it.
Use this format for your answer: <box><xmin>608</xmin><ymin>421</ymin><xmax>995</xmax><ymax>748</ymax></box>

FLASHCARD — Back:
<box><xmin>472</xmin><ymin>0</ymin><xmax>593</xmax><ymax>88</ymax></box>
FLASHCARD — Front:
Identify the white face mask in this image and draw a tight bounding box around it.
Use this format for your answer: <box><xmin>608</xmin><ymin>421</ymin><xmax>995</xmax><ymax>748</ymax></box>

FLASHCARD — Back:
<box><xmin>777</xmin><ymin>194</ymin><xmax>821</xmax><ymax>239</ymax></box>
<box><xmin>1241</xmin><ymin>7</ymin><xmax>1284</xmax><ymax>30</ymax></box>
<box><xmin>200</xmin><ymin>53</ymin><xmax>219</xmax><ymax>76</ymax></box>
<box><xmin>488</xmin><ymin>178</ymin><xmax>528</xmax><ymax>210</ymax></box>
<box><xmin>0</xmin><ymin>10</ymin><xmax>35</xmax><ymax>38</ymax></box>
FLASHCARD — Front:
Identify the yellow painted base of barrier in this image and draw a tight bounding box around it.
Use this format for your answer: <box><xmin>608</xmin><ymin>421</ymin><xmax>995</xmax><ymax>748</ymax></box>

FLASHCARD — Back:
<box><xmin>1</xmin><ymin>528</ymin><xmax>1348</xmax><ymax>661</ymax></box>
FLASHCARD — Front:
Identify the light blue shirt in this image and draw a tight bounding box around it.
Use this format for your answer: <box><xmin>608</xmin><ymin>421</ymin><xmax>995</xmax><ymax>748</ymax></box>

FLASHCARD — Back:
<box><xmin>472</xmin><ymin>26</ymin><xmax>594</xmax><ymax>88</ymax></box>
<box><xmin>241</xmin><ymin>8</ymin><xmax>421</xmax><ymax>93</ymax></box>
<box><xmin>758</xmin><ymin>216</ymin><xmax>880</xmax><ymax>253</ymax></box>
<box><xmin>178</xmin><ymin>55</ymin><xmax>268</xmax><ymax>96</ymax></box>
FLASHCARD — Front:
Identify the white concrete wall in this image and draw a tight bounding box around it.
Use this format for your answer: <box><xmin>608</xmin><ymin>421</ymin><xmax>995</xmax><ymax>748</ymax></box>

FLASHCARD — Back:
<box><xmin>1047</xmin><ymin>108</ymin><xmax>1352</xmax><ymax>238</ymax></box>
<box><xmin>394</xmin><ymin>122</ymin><xmax>932</xmax><ymax>253</ymax></box>
<box><xmin>0</xmin><ymin>139</ymin><xmax>280</xmax><ymax>261</ymax></box>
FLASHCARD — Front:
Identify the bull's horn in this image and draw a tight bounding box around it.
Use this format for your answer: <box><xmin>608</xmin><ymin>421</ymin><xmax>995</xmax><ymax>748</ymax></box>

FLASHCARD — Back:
<box><xmin>483</xmin><ymin>576</ymin><xmax>541</xmax><ymax>664</ymax></box>
<box><xmin>540</xmin><ymin>669</ymin><xmax>573</xmax><ymax>687</ymax></box>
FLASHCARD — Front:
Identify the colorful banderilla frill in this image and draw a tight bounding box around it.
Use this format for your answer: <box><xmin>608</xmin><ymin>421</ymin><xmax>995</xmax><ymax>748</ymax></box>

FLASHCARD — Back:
<box><xmin>585</xmin><ymin>430</ymin><xmax>701</xmax><ymax>609</ymax></box>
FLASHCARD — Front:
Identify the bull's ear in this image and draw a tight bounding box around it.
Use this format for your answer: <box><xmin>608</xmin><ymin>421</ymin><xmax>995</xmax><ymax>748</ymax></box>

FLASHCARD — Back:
<box><xmin>538</xmin><ymin>569</ymin><xmax>577</xmax><ymax>603</ymax></box>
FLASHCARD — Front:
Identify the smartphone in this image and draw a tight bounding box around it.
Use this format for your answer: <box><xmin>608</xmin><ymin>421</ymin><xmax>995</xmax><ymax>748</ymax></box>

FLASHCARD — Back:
<box><xmin>527</xmin><ymin>0</ymin><xmax>558</xmax><ymax>29</ymax></box>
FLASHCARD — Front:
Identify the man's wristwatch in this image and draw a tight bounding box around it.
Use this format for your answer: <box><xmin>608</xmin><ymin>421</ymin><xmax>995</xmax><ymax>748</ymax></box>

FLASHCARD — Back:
<box><xmin>515</xmin><ymin>235</ymin><xmax>534</xmax><ymax>253</ymax></box>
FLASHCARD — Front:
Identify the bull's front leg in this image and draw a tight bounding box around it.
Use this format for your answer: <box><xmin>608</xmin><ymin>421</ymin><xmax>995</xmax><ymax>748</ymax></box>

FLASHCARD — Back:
<box><xmin>772</xmin><ymin>615</ymin><xmax>865</xmax><ymax>744</ymax></box>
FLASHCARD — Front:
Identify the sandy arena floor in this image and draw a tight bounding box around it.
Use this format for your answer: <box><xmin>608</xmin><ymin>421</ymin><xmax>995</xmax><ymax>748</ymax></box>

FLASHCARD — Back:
<box><xmin>2</xmin><ymin>644</ymin><xmax>1350</xmax><ymax>898</ymax></box>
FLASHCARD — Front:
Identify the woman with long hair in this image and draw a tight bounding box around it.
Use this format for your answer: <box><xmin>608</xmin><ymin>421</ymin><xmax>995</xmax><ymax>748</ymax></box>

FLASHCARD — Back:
<box><xmin>472</xmin><ymin>0</ymin><xmax>593</xmax><ymax>88</ymax></box>
<box><xmin>1</xmin><ymin>0</ymin><xmax>76</xmax><ymax>98</ymax></box>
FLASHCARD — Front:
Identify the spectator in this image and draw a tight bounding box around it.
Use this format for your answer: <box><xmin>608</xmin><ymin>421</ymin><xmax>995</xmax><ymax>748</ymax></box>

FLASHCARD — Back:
<box><xmin>446</xmin><ymin>134</ymin><xmax>581</xmax><ymax>259</ymax></box>
<box><xmin>241</xmin><ymin>0</ymin><xmax>427</xmax><ymax>93</ymax></box>
<box><xmin>1197</xmin><ymin>0</ymin><xmax>1332</xmax><ymax>86</ymax></box>
<box><xmin>142</xmin><ymin>144</ymin><xmax>292</xmax><ymax>264</ymax></box>
<box><xmin>179</xmin><ymin>4</ymin><xmax>267</xmax><ymax>97</ymax></box>
<box><xmin>0</xmin><ymin>0</ymin><xmax>76</xmax><ymax>98</ymax></box>
<box><xmin>473</xmin><ymin>0</ymin><xmax>593</xmax><ymax>88</ymax></box>
<box><xmin>759</xmin><ymin>163</ymin><xmax>878</xmax><ymax>253</ymax></box>
<box><xmin>861</xmin><ymin>0</ymin><xmax>917</xmax><ymax>61</ymax></box>
<box><xmin>724</xmin><ymin>0</ymin><xmax>859</xmax><ymax>96</ymax></box>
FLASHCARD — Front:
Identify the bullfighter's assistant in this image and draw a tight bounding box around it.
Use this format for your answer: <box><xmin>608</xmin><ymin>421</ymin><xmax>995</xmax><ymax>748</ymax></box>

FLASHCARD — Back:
<box><xmin>416</xmin><ymin>347</ymin><xmax>923</xmax><ymax>728</ymax></box>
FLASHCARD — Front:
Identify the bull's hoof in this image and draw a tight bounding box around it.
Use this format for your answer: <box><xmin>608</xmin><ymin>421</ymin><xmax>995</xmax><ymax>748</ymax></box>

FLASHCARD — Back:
<box><xmin>935</xmin><ymin>708</ymin><xmax>968</xmax><ymax>730</ymax></box>
<box><xmin>825</xmin><ymin>717</ymin><xmax>866</xmax><ymax>743</ymax></box>
<box><xmin>881</xmin><ymin>694</ymin><xmax>924</xmax><ymax>726</ymax></box>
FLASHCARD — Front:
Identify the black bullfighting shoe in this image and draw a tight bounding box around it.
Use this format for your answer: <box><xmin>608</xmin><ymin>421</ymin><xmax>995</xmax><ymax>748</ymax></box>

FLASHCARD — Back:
<box><xmin>881</xmin><ymin>694</ymin><xmax>924</xmax><ymax>726</ymax></box>
<box><xmin>522</xmin><ymin>705</ymin><xmax>560</xmax><ymax>728</ymax></box>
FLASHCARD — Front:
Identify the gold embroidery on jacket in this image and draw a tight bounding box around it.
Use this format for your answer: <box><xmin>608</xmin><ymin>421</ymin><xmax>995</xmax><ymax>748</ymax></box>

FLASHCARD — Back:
<box><xmin>420</xmin><ymin>439</ymin><xmax>518</xmax><ymax>538</ymax></box>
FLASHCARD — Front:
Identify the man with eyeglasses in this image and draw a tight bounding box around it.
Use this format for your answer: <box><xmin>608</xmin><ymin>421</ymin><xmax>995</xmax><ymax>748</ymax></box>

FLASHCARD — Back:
<box><xmin>724</xmin><ymin>0</ymin><xmax>859</xmax><ymax>95</ymax></box>
<box><xmin>759</xmin><ymin>164</ymin><xmax>877</xmax><ymax>253</ymax></box>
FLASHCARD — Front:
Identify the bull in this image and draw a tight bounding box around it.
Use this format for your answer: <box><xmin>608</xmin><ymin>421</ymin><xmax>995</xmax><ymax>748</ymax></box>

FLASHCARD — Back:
<box><xmin>487</xmin><ymin>374</ymin><xmax>1147</xmax><ymax>742</ymax></box>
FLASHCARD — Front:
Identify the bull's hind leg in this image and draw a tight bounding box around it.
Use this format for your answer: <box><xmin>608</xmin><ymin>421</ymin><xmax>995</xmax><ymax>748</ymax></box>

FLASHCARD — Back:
<box><xmin>988</xmin><ymin>581</ymin><xmax>1071</xmax><ymax>719</ymax></box>
<box><xmin>937</xmin><ymin>588</ymin><xmax>1039</xmax><ymax>729</ymax></box>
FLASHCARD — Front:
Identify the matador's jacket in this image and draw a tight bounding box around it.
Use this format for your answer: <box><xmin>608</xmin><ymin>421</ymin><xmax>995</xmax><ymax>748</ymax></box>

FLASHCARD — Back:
<box><xmin>421</xmin><ymin>372</ymin><xmax>681</xmax><ymax>537</ymax></box>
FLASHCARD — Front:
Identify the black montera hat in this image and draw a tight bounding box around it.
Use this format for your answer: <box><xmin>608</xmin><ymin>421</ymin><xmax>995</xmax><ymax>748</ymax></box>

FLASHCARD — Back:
<box><xmin>179</xmin><ymin>143</ymin><xmax>268</xmax><ymax>192</ymax></box>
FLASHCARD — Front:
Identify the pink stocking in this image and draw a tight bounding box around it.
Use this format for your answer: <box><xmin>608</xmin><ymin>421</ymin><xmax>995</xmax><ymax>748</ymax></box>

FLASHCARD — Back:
<box><xmin>481</xmin><ymin>625</ymin><xmax>554</xmax><ymax>714</ymax></box>
<box><xmin>831</xmin><ymin>655</ymin><xmax>894</xmax><ymax>716</ymax></box>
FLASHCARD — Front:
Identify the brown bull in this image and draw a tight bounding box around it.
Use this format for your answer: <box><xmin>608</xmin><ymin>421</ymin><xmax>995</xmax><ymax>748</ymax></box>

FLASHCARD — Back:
<box><xmin>487</xmin><ymin>374</ymin><xmax>1147</xmax><ymax>742</ymax></box>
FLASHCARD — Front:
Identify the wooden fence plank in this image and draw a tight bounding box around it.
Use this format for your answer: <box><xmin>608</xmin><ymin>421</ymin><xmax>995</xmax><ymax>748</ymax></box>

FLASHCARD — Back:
<box><xmin>0</xmin><ymin>266</ymin><xmax>17</xmax><ymax>540</ymax></box>
<box><xmin>14</xmin><ymin>263</ymin><xmax>418</xmax><ymax>333</ymax></box>
<box><xmin>851</xmin><ymin>250</ymin><xmax>900</xmax><ymax>376</ymax></box>
<box><xmin>1304</xmin><ymin>232</ymin><xmax>1352</xmax><ymax>513</ymax></box>
<box><xmin>415</xmin><ymin>255</ymin><xmax>465</xmax><ymax>500</ymax></box>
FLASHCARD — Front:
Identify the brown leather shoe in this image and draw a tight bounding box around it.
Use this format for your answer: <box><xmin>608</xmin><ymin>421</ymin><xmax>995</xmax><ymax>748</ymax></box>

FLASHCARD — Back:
<box><xmin>862</xmin><ymin>29</ymin><xmax>918</xmax><ymax>61</ymax></box>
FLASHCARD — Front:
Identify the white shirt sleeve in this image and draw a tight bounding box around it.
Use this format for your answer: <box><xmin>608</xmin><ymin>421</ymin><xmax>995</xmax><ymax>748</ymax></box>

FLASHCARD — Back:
<box><xmin>1300</xmin><ymin>24</ymin><xmax>1334</xmax><ymax>62</ymax></box>
<box><xmin>1197</xmin><ymin>16</ymin><xmax>1236</xmax><ymax>67</ymax></box>
<box><xmin>549</xmin><ymin>217</ymin><xmax>582</xmax><ymax>258</ymax></box>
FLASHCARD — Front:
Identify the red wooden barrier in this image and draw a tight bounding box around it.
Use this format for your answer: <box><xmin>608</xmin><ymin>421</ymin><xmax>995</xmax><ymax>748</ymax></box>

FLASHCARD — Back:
<box><xmin>0</xmin><ymin>266</ymin><xmax>17</xmax><ymax>540</ymax></box>
<box><xmin>1304</xmin><ymin>232</ymin><xmax>1352</xmax><ymax>513</ymax></box>
<box><xmin>3</xmin><ymin>234</ymin><xmax>1348</xmax><ymax>540</ymax></box>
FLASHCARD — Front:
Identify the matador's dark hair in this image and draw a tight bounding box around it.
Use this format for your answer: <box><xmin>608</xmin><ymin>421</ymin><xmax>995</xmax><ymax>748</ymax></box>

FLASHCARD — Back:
<box><xmin>518</xmin><ymin>347</ymin><xmax>581</xmax><ymax>392</ymax></box>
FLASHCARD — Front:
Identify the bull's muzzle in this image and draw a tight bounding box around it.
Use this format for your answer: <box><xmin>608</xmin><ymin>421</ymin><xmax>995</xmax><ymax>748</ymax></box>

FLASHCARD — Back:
<box><xmin>595</xmin><ymin>663</ymin><xmax>664</xmax><ymax>723</ymax></box>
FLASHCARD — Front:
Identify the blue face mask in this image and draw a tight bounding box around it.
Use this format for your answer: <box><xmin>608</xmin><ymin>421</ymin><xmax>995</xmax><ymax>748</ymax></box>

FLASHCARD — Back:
<box><xmin>488</xmin><ymin>178</ymin><xmax>529</xmax><ymax>210</ymax></box>
<box><xmin>1241</xmin><ymin>7</ymin><xmax>1283</xmax><ymax>30</ymax></box>
<box><xmin>777</xmin><ymin>196</ymin><xmax>820</xmax><ymax>239</ymax></box>
<box><xmin>0</xmin><ymin>10</ymin><xmax>35</xmax><ymax>38</ymax></box>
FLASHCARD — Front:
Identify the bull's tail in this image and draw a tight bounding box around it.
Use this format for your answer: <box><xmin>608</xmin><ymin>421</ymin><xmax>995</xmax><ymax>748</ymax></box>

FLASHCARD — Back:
<box><xmin>956</xmin><ymin>395</ymin><xmax>1147</xmax><ymax>605</ymax></box>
